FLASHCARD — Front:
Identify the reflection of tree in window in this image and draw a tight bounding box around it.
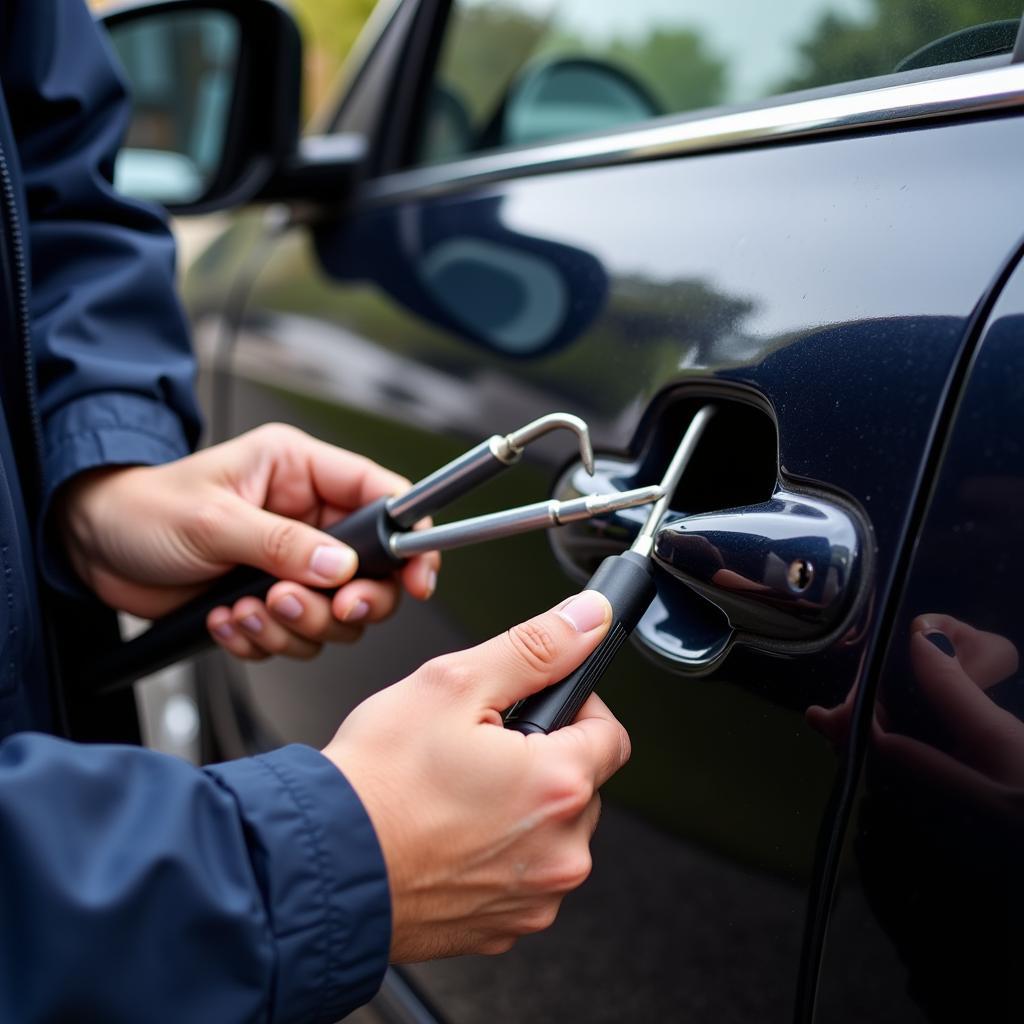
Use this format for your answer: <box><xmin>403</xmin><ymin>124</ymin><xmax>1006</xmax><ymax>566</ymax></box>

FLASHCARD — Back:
<box><xmin>440</xmin><ymin>4</ymin><xmax>553</xmax><ymax>125</ymax></box>
<box><xmin>437</xmin><ymin>2</ymin><xmax>728</xmax><ymax>138</ymax></box>
<box><xmin>780</xmin><ymin>0</ymin><xmax>1022</xmax><ymax>92</ymax></box>
<box><xmin>603</xmin><ymin>30</ymin><xmax>726</xmax><ymax>112</ymax></box>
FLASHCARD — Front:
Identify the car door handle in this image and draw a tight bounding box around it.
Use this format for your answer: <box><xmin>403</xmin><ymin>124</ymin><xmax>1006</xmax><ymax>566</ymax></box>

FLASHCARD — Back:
<box><xmin>652</xmin><ymin>490</ymin><xmax>867</xmax><ymax>644</ymax></box>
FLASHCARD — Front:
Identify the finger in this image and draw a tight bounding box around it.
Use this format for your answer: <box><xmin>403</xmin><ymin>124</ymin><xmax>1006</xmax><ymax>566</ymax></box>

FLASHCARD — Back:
<box><xmin>909</xmin><ymin>630</ymin><xmax>1021</xmax><ymax>775</ymax></box>
<box><xmin>451</xmin><ymin>590</ymin><xmax>612</xmax><ymax>711</ymax></box>
<box><xmin>188</xmin><ymin>492</ymin><xmax>360</xmax><ymax>590</ymax></box>
<box><xmin>401</xmin><ymin>552</ymin><xmax>440</xmax><ymax>602</ymax></box>
<box><xmin>301</xmin><ymin>434</ymin><xmax>411</xmax><ymax>513</ymax></box>
<box><xmin>912</xmin><ymin>613</ymin><xmax>1019</xmax><ymax>688</ymax></box>
<box><xmin>233</xmin><ymin>424</ymin><xmax>411</xmax><ymax>517</ymax></box>
<box><xmin>330</xmin><ymin>578</ymin><xmax>402</xmax><ymax>625</ymax></box>
<box><xmin>232</xmin><ymin>598</ymin><xmax>323</xmax><ymax>660</ymax></box>
<box><xmin>207</xmin><ymin>607</ymin><xmax>269</xmax><ymax>661</ymax></box>
<box><xmin>549</xmin><ymin>691</ymin><xmax>631</xmax><ymax>789</ymax></box>
<box><xmin>805</xmin><ymin>702</ymin><xmax>855</xmax><ymax>747</ymax></box>
<box><xmin>265</xmin><ymin>583</ymin><xmax>365</xmax><ymax>643</ymax></box>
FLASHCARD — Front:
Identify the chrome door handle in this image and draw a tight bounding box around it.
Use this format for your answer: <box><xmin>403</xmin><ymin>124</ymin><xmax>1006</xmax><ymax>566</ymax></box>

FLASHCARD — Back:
<box><xmin>652</xmin><ymin>490</ymin><xmax>866</xmax><ymax>644</ymax></box>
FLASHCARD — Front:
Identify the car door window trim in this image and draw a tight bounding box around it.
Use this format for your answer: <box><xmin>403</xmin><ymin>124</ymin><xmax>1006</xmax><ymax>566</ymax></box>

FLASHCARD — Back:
<box><xmin>361</xmin><ymin>61</ymin><xmax>1024</xmax><ymax>204</ymax></box>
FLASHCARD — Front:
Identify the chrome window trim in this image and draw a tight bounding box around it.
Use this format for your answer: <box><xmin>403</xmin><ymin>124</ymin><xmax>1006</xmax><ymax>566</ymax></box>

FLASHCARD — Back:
<box><xmin>362</xmin><ymin>62</ymin><xmax>1024</xmax><ymax>204</ymax></box>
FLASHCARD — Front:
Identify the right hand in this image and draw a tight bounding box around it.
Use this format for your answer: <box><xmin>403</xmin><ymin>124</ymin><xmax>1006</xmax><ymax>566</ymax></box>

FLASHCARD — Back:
<box><xmin>322</xmin><ymin>590</ymin><xmax>630</xmax><ymax>961</ymax></box>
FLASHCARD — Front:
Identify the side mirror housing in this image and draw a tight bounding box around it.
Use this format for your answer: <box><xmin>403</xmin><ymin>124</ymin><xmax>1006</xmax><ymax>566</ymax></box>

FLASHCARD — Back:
<box><xmin>100</xmin><ymin>0</ymin><xmax>366</xmax><ymax>213</ymax></box>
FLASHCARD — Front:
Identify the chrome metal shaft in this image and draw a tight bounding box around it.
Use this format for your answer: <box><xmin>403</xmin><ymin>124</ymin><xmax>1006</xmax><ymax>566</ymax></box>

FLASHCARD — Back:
<box><xmin>385</xmin><ymin>412</ymin><xmax>594</xmax><ymax>528</ymax></box>
<box><xmin>391</xmin><ymin>485</ymin><xmax>662</xmax><ymax>558</ymax></box>
<box><xmin>631</xmin><ymin>405</ymin><xmax>716</xmax><ymax>558</ymax></box>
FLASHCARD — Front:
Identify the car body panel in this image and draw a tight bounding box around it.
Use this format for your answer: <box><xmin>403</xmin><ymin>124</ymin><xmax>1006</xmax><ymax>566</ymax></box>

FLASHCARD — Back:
<box><xmin>184</xmin><ymin>105</ymin><xmax>1024</xmax><ymax>1020</ymax></box>
<box><xmin>813</xmin><ymin>254</ymin><xmax>1024</xmax><ymax>1024</ymax></box>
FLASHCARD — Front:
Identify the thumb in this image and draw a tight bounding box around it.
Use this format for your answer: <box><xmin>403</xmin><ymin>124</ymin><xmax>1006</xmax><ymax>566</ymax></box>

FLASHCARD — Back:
<box><xmin>457</xmin><ymin>591</ymin><xmax>612</xmax><ymax>712</ymax></box>
<box><xmin>199</xmin><ymin>494</ymin><xmax>358</xmax><ymax>587</ymax></box>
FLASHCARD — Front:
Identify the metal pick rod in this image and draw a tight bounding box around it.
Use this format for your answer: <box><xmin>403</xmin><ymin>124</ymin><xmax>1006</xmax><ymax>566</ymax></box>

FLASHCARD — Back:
<box><xmin>385</xmin><ymin>412</ymin><xmax>594</xmax><ymax>529</ymax></box>
<box><xmin>631</xmin><ymin>404</ymin><xmax>716</xmax><ymax>558</ymax></box>
<box><xmin>391</xmin><ymin>485</ymin><xmax>663</xmax><ymax>558</ymax></box>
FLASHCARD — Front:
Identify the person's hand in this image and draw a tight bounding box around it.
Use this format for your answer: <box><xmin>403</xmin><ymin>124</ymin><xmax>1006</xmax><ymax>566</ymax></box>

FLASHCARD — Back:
<box><xmin>56</xmin><ymin>423</ymin><xmax>439</xmax><ymax>659</ymax></box>
<box><xmin>873</xmin><ymin>616</ymin><xmax>1022</xmax><ymax>809</ymax></box>
<box><xmin>322</xmin><ymin>590</ymin><xmax>630</xmax><ymax>961</ymax></box>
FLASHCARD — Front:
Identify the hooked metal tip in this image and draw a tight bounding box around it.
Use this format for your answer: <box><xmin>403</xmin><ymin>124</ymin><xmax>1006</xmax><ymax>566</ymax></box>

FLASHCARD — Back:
<box><xmin>502</xmin><ymin>412</ymin><xmax>595</xmax><ymax>474</ymax></box>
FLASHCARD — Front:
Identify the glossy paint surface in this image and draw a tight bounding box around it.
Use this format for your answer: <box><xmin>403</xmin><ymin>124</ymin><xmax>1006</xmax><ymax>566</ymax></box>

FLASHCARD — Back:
<box><xmin>813</xmin><ymin>257</ymin><xmax>1024</xmax><ymax>1023</ymax></box>
<box><xmin>192</xmin><ymin>110</ymin><xmax>1024</xmax><ymax>1021</ymax></box>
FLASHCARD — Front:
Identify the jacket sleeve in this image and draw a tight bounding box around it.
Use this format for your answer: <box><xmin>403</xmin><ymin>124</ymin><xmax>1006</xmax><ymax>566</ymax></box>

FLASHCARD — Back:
<box><xmin>0</xmin><ymin>736</ymin><xmax>391</xmax><ymax>1023</ymax></box>
<box><xmin>2</xmin><ymin>0</ymin><xmax>201</xmax><ymax>504</ymax></box>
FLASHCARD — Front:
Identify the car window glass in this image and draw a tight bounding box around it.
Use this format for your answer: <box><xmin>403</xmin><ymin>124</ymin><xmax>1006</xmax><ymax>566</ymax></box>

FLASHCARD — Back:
<box><xmin>417</xmin><ymin>0</ymin><xmax>1023</xmax><ymax>164</ymax></box>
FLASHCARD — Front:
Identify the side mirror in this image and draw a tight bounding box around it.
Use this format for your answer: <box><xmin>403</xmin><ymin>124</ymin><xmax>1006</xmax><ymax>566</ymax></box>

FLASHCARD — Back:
<box><xmin>100</xmin><ymin>0</ymin><xmax>365</xmax><ymax>213</ymax></box>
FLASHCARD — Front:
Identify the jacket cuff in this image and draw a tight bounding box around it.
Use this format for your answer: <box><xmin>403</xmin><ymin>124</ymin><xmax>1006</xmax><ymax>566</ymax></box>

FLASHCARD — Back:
<box><xmin>42</xmin><ymin>390</ymin><xmax>191</xmax><ymax>500</ymax></box>
<box><xmin>39</xmin><ymin>391</ymin><xmax>192</xmax><ymax>595</ymax></box>
<box><xmin>206</xmin><ymin>744</ymin><xmax>391</xmax><ymax>1024</ymax></box>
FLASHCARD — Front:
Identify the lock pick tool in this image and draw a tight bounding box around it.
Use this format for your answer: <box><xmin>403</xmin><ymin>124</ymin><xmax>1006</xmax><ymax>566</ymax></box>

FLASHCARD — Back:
<box><xmin>82</xmin><ymin>413</ymin><xmax>661</xmax><ymax>695</ymax></box>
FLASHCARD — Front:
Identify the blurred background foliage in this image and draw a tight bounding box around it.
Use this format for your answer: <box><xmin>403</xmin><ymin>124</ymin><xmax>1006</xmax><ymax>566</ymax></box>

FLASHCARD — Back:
<box><xmin>780</xmin><ymin>0</ymin><xmax>1023</xmax><ymax>92</ymax></box>
<box><xmin>91</xmin><ymin>0</ymin><xmax>1022</xmax><ymax>127</ymax></box>
<box><xmin>289</xmin><ymin>0</ymin><xmax>378</xmax><ymax>115</ymax></box>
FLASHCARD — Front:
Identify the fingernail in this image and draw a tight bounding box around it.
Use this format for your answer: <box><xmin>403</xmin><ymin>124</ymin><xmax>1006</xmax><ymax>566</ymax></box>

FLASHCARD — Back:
<box><xmin>213</xmin><ymin>623</ymin><xmax>234</xmax><ymax>640</ymax></box>
<box><xmin>925</xmin><ymin>631</ymin><xmax>955</xmax><ymax>657</ymax></box>
<box><xmin>273</xmin><ymin>594</ymin><xmax>303</xmax><ymax>621</ymax></box>
<box><xmin>557</xmin><ymin>591</ymin><xmax>609</xmax><ymax>633</ymax></box>
<box><xmin>424</xmin><ymin>569</ymin><xmax>437</xmax><ymax>599</ymax></box>
<box><xmin>310</xmin><ymin>544</ymin><xmax>356</xmax><ymax>581</ymax></box>
<box><xmin>344</xmin><ymin>599</ymin><xmax>370</xmax><ymax>623</ymax></box>
<box><xmin>240</xmin><ymin>614</ymin><xmax>263</xmax><ymax>634</ymax></box>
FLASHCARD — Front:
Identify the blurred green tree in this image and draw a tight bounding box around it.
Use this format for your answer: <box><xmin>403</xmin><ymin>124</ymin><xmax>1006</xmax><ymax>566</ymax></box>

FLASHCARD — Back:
<box><xmin>288</xmin><ymin>0</ymin><xmax>379</xmax><ymax>115</ymax></box>
<box><xmin>606</xmin><ymin>28</ymin><xmax>727</xmax><ymax>113</ymax></box>
<box><xmin>780</xmin><ymin>0</ymin><xmax>1021</xmax><ymax>93</ymax></box>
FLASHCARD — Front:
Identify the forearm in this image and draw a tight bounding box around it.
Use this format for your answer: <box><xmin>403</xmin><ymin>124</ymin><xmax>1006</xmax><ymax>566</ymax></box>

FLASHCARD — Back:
<box><xmin>0</xmin><ymin>734</ymin><xmax>390</xmax><ymax>1023</ymax></box>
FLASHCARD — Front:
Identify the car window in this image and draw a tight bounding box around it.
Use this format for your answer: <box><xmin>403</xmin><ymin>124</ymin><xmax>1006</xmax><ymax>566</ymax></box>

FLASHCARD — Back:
<box><xmin>416</xmin><ymin>0</ymin><xmax>1023</xmax><ymax>164</ymax></box>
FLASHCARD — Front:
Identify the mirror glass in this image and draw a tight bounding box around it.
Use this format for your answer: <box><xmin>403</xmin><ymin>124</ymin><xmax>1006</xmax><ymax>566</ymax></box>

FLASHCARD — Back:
<box><xmin>108</xmin><ymin>9</ymin><xmax>240</xmax><ymax>204</ymax></box>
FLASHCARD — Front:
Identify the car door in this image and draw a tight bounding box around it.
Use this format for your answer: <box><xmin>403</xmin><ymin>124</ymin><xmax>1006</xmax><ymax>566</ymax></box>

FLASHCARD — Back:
<box><xmin>186</xmin><ymin>2</ymin><xmax>1024</xmax><ymax>1020</ymax></box>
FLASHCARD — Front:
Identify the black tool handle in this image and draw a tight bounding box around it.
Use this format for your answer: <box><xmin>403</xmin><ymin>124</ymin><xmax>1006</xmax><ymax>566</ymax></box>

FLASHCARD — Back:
<box><xmin>504</xmin><ymin>551</ymin><xmax>657</xmax><ymax>735</ymax></box>
<box><xmin>82</xmin><ymin>497</ymin><xmax>404</xmax><ymax>695</ymax></box>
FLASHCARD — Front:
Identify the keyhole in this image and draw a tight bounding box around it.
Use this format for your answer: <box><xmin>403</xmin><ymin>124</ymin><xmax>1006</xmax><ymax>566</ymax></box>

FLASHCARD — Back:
<box><xmin>787</xmin><ymin>558</ymin><xmax>814</xmax><ymax>594</ymax></box>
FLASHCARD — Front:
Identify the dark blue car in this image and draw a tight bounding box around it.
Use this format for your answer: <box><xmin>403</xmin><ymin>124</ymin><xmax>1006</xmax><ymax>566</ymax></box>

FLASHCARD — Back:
<box><xmin>101</xmin><ymin>1</ymin><xmax>1024</xmax><ymax>1020</ymax></box>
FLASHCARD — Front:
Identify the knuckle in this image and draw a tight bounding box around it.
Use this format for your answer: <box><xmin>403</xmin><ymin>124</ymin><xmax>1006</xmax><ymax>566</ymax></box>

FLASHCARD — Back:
<box><xmin>519</xmin><ymin>902</ymin><xmax>560</xmax><ymax>935</ymax></box>
<box><xmin>548</xmin><ymin>850</ymin><xmax>592</xmax><ymax>893</ymax></box>
<box><xmin>617</xmin><ymin>725</ymin><xmax>632</xmax><ymax>768</ymax></box>
<box><xmin>507</xmin><ymin>619</ymin><xmax>559</xmax><ymax>673</ymax></box>
<box><xmin>480</xmin><ymin>936</ymin><xmax>517</xmax><ymax>957</ymax></box>
<box><xmin>542</xmin><ymin>763</ymin><xmax>593</xmax><ymax>819</ymax></box>
<box><xmin>421</xmin><ymin>654</ymin><xmax>473</xmax><ymax>696</ymax></box>
<box><xmin>253</xmin><ymin>421</ymin><xmax>301</xmax><ymax>446</ymax></box>
<box><xmin>183</xmin><ymin>500</ymin><xmax>231</xmax><ymax>554</ymax></box>
<box><xmin>262</xmin><ymin>519</ymin><xmax>300</xmax><ymax>567</ymax></box>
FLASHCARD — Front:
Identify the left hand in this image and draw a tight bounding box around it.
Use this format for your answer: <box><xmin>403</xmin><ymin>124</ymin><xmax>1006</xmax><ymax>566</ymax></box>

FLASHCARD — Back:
<box><xmin>56</xmin><ymin>423</ymin><xmax>440</xmax><ymax>660</ymax></box>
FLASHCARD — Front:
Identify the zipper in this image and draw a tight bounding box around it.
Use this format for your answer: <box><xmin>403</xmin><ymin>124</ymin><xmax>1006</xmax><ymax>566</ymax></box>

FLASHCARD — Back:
<box><xmin>0</xmin><ymin>134</ymin><xmax>71</xmax><ymax>736</ymax></box>
<box><xmin>0</xmin><ymin>137</ymin><xmax>44</xmax><ymax>493</ymax></box>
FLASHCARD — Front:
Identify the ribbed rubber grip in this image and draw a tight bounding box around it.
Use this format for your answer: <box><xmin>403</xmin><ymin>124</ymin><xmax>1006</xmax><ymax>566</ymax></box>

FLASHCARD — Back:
<box><xmin>80</xmin><ymin>497</ymin><xmax>403</xmax><ymax>695</ymax></box>
<box><xmin>504</xmin><ymin>551</ymin><xmax>657</xmax><ymax>734</ymax></box>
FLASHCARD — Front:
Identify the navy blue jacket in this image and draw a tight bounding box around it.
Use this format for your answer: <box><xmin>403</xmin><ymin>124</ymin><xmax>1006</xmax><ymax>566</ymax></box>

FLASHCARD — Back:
<box><xmin>0</xmin><ymin>3</ymin><xmax>390</xmax><ymax>1020</ymax></box>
